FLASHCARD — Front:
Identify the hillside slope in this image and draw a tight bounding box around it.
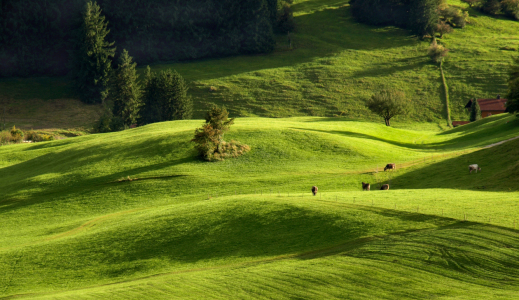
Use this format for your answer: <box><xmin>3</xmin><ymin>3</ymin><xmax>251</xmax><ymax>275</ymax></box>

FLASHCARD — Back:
<box><xmin>1</xmin><ymin>116</ymin><xmax>519</xmax><ymax>298</ymax></box>
<box><xmin>1</xmin><ymin>0</ymin><xmax>519</xmax><ymax>129</ymax></box>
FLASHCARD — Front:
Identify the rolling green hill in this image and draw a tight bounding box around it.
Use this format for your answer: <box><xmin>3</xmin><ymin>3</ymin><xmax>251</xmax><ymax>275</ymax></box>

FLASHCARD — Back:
<box><xmin>1</xmin><ymin>115</ymin><xmax>519</xmax><ymax>299</ymax></box>
<box><xmin>1</xmin><ymin>0</ymin><xmax>519</xmax><ymax>129</ymax></box>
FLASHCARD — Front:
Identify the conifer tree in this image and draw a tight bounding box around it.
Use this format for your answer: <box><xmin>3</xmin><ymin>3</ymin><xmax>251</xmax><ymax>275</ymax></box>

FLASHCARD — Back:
<box><xmin>108</xmin><ymin>49</ymin><xmax>141</xmax><ymax>127</ymax></box>
<box><xmin>139</xmin><ymin>68</ymin><xmax>192</xmax><ymax>125</ymax></box>
<box><xmin>74</xmin><ymin>1</ymin><xmax>116</xmax><ymax>104</ymax></box>
<box><xmin>470</xmin><ymin>98</ymin><xmax>482</xmax><ymax>122</ymax></box>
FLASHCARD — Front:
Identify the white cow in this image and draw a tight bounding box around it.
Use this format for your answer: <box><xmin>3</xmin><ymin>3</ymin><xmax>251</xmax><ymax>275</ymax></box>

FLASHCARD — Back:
<box><xmin>469</xmin><ymin>164</ymin><xmax>481</xmax><ymax>173</ymax></box>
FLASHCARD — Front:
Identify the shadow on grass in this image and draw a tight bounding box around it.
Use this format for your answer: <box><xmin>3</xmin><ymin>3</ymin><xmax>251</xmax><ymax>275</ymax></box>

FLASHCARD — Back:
<box><xmin>389</xmin><ymin>138</ymin><xmax>519</xmax><ymax>191</ymax></box>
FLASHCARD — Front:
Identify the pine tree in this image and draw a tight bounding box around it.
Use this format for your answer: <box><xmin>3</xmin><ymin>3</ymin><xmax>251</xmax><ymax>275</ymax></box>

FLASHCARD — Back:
<box><xmin>108</xmin><ymin>49</ymin><xmax>141</xmax><ymax>127</ymax></box>
<box><xmin>470</xmin><ymin>98</ymin><xmax>482</xmax><ymax>122</ymax></box>
<box><xmin>73</xmin><ymin>1</ymin><xmax>116</xmax><ymax>104</ymax></box>
<box><xmin>139</xmin><ymin>68</ymin><xmax>192</xmax><ymax>125</ymax></box>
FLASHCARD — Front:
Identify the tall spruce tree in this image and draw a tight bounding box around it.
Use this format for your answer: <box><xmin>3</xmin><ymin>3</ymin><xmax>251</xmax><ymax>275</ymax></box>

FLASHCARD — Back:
<box><xmin>470</xmin><ymin>98</ymin><xmax>482</xmax><ymax>122</ymax></box>
<box><xmin>74</xmin><ymin>1</ymin><xmax>115</xmax><ymax>104</ymax></box>
<box><xmin>108</xmin><ymin>49</ymin><xmax>141</xmax><ymax>127</ymax></box>
<box><xmin>139</xmin><ymin>68</ymin><xmax>192</xmax><ymax>125</ymax></box>
<box><xmin>408</xmin><ymin>0</ymin><xmax>440</xmax><ymax>37</ymax></box>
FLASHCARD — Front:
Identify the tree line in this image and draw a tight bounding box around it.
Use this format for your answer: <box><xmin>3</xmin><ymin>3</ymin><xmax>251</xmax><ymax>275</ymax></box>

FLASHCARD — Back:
<box><xmin>71</xmin><ymin>2</ymin><xmax>191</xmax><ymax>132</ymax></box>
<box><xmin>0</xmin><ymin>0</ymin><xmax>280</xmax><ymax>77</ymax></box>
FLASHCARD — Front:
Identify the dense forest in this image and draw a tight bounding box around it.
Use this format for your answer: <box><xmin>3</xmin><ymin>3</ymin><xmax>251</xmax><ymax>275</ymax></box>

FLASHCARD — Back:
<box><xmin>0</xmin><ymin>0</ymin><xmax>278</xmax><ymax>77</ymax></box>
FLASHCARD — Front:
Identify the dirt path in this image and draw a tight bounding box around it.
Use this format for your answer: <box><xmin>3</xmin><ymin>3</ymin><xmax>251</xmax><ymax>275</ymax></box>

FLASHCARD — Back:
<box><xmin>483</xmin><ymin>135</ymin><xmax>519</xmax><ymax>148</ymax></box>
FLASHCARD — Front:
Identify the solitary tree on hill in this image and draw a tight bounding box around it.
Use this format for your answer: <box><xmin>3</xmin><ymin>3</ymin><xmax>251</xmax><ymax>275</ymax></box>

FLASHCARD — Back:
<box><xmin>470</xmin><ymin>98</ymin><xmax>482</xmax><ymax>122</ymax></box>
<box><xmin>108</xmin><ymin>49</ymin><xmax>141</xmax><ymax>127</ymax></box>
<box><xmin>366</xmin><ymin>90</ymin><xmax>410</xmax><ymax>126</ymax></box>
<box><xmin>192</xmin><ymin>105</ymin><xmax>249</xmax><ymax>161</ymax></box>
<box><xmin>73</xmin><ymin>1</ymin><xmax>116</xmax><ymax>104</ymax></box>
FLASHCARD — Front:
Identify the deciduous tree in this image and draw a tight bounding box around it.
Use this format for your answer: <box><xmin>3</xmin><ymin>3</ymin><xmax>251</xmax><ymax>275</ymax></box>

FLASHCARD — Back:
<box><xmin>366</xmin><ymin>90</ymin><xmax>410</xmax><ymax>126</ymax></box>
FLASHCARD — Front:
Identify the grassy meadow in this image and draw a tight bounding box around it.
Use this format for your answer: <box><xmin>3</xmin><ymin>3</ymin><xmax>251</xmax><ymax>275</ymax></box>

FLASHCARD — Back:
<box><xmin>1</xmin><ymin>114</ymin><xmax>519</xmax><ymax>299</ymax></box>
<box><xmin>2</xmin><ymin>0</ymin><xmax>519</xmax><ymax>129</ymax></box>
<box><xmin>1</xmin><ymin>0</ymin><xmax>519</xmax><ymax>298</ymax></box>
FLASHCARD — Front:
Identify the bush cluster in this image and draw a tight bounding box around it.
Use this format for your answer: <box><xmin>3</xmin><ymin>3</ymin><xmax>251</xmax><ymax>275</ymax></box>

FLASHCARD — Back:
<box><xmin>25</xmin><ymin>130</ymin><xmax>55</xmax><ymax>142</ymax></box>
<box><xmin>0</xmin><ymin>127</ymin><xmax>55</xmax><ymax>145</ymax></box>
<box><xmin>428</xmin><ymin>39</ymin><xmax>449</xmax><ymax>63</ymax></box>
<box><xmin>439</xmin><ymin>6</ymin><xmax>469</xmax><ymax>28</ymax></box>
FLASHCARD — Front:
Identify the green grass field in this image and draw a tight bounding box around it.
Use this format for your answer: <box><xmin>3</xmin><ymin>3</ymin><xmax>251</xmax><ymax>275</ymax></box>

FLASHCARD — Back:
<box><xmin>1</xmin><ymin>114</ymin><xmax>519</xmax><ymax>299</ymax></box>
<box><xmin>2</xmin><ymin>0</ymin><xmax>519</xmax><ymax>129</ymax></box>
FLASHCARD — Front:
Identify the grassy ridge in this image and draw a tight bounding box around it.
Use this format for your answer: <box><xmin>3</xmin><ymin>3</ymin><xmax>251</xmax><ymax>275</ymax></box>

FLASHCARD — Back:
<box><xmin>1</xmin><ymin>116</ymin><xmax>519</xmax><ymax>298</ymax></box>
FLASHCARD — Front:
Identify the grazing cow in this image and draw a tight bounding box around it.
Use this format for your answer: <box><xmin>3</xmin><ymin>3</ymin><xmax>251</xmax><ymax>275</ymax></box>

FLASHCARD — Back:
<box><xmin>380</xmin><ymin>184</ymin><xmax>389</xmax><ymax>190</ymax></box>
<box><xmin>362</xmin><ymin>182</ymin><xmax>370</xmax><ymax>191</ymax></box>
<box><xmin>384</xmin><ymin>164</ymin><xmax>396</xmax><ymax>171</ymax></box>
<box><xmin>469</xmin><ymin>164</ymin><xmax>481</xmax><ymax>174</ymax></box>
<box><xmin>312</xmin><ymin>186</ymin><xmax>318</xmax><ymax>196</ymax></box>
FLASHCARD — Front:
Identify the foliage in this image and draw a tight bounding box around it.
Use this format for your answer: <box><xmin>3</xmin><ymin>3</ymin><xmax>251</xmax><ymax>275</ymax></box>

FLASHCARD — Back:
<box><xmin>93</xmin><ymin>109</ymin><xmax>114</xmax><ymax>133</ymax></box>
<box><xmin>462</xmin><ymin>0</ymin><xmax>482</xmax><ymax>7</ymax></box>
<box><xmin>436</xmin><ymin>21</ymin><xmax>453</xmax><ymax>38</ymax></box>
<box><xmin>72</xmin><ymin>1</ymin><xmax>116</xmax><ymax>104</ymax></box>
<box><xmin>470</xmin><ymin>98</ymin><xmax>482</xmax><ymax>121</ymax></box>
<box><xmin>350</xmin><ymin>0</ymin><xmax>441</xmax><ymax>36</ymax></box>
<box><xmin>276</xmin><ymin>1</ymin><xmax>295</xmax><ymax>33</ymax></box>
<box><xmin>10</xmin><ymin>125</ymin><xmax>24</xmax><ymax>142</ymax></box>
<box><xmin>506</xmin><ymin>56</ymin><xmax>519</xmax><ymax>115</ymax></box>
<box><xmin>0</xmin><ymin>0</ymin><xmax>277</xmax><ymax>77</ymax></box>
<box><xmin>366</xmin><ymin>90</ymin><xmax>410</xmax><ymax>126</ymax></box>
<box><xmin>108</xmin><ymin>49</ymin><xmax>141</xmax><ymax>127</ymax></box>
<box><xmin>439</xmin><ymin>6</ymin><xmax>469</xmax><ymax>28</ymax></box>
<box><xmin>481</xmin><ymin>0</ymin><xmax>503</xmax><ymax>15</ymax></box>
<box><xmin>408</xmin><ymin>0</ymin><xmax>441</xmax><ymax>37</ymax></box>
<box><xmin>192</xmin><ymin>105</ymin><xmax>249</xmax><ymax>161</ymax></box>
<box><xmin>25</xmin><ymin>130</ymin><xmax>55</xmax><ymax>142</ymax></box>
<box><xmin>428</xmin><ymin>39</ymin><xmax>449</xmax><ymax>63</ymax></box>
<box><xmin>139</xmin><ymin>67</ymin><xmax>192</xmax><ymax>126</ymax></box>
<box><xmin>501</xmin><ymin>0</ymin><xmax>519</xmax><ymax>19</ymax></box>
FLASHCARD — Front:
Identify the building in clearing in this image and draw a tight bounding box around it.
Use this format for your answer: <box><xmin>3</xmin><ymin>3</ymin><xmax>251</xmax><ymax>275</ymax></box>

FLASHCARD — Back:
<box><xmin>465</xmin><ymin>95</ymin><xmax>508</xmax><ymax>118</ymax></box>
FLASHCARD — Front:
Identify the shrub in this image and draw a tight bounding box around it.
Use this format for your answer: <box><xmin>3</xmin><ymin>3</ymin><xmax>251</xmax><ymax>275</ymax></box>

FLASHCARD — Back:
<box><xmin>93</xmin><ymin>111</ymin><xmax>113</xmax><ymax>133</ymax></box>
<box><xmin>436</xmin><ymin>21</ymin><xmax>453</xmax><ymax>38</ymax></box>
<box><xmin>10</xmin><ymin>126</ymin><xmax>24</xmax><ymax>142</ymax></box>
<box><xmin>428</xmin><ymin>39</ymin><xmax>449</xmax><ymax>63</ymax></box>
<box><xmin>440</xmin><ymin>6</ymin><xmax>469</xmax><ymax>28</ymax></box>
<box><xmin>25</xmin><ymin>130</ymin><xmax>55</xmax><ymax>142</ymax></box>
<box><xmin>0</xmin><ymin>131</ymin><xmax>14</xmax><ymax>145</ymax></box>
